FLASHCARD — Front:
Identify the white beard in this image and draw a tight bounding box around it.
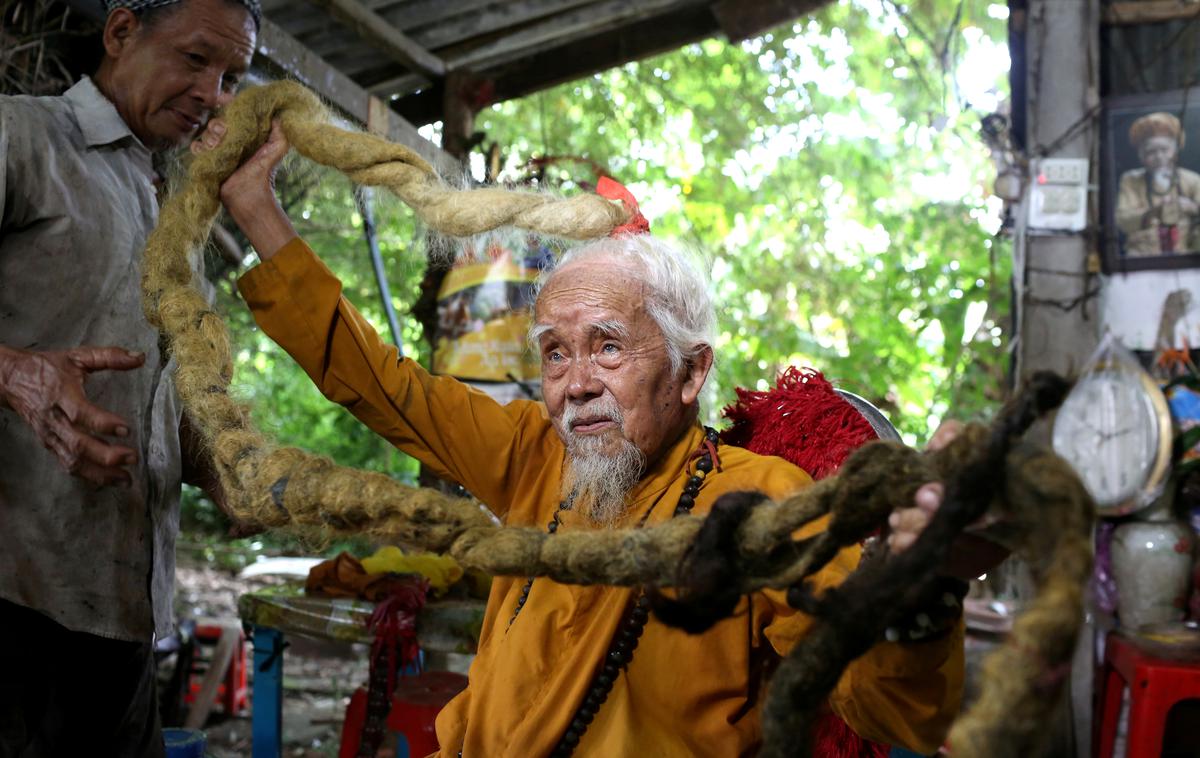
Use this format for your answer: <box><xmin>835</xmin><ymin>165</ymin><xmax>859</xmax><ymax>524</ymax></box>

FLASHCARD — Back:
<box><xmin>558</xmin><ymin>399</ymin><xmax>646</xmax><ymax>526</ymax></box>
<box><xmin>1151</xmin><ymin>167</ymin><xmax>1175</xmax><ymax>194</ymax></box>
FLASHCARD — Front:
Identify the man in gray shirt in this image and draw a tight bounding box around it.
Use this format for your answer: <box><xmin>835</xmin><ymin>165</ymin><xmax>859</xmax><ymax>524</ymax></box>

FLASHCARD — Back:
<box><xmin>0</xmin><ymin>0</ymin><xmax>258</xmax><ymax>754</ymax></box>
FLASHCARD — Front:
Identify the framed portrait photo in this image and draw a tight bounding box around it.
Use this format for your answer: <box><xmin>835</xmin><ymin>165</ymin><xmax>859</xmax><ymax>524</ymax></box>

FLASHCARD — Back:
<box><xmin>1103</xmin><ymin>88</ymin><xmax>1200</xmax><ymax>272</ymax></box>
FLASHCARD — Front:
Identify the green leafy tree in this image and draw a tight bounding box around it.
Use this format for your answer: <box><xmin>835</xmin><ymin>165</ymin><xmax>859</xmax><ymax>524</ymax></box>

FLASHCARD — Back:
<box><xmin>475</xmin><ymin>0</ymin><xmax>1011</xmax><ymax>441</ymax></box>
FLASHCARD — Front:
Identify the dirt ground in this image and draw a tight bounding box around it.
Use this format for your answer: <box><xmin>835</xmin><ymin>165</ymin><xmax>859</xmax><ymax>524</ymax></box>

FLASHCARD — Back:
<box><xmin>172</xmin><ymin>557</ymin><xmax>372</xmax><ymax>757</ymax></box>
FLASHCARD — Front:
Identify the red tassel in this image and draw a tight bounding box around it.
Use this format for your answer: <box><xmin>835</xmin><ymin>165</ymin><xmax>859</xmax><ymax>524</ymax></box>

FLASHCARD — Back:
<box><xmin>720</xmin><ymin>366</ymin><xmax>877</xmax><ymax>480</ymax></box>
<box><xmin>596</xmin><ymin>176</ymin><xmax>651</xmax><ymax>236</ymax></box>
<box><xmin>812</xmin><ymin>711</ymin><xmax>892</xmax><ymax>758</ymax></box>
<box><xmin>722</xmin><ymin>368</ymin><xmax>891</xmax><ymax>757</ymax></box>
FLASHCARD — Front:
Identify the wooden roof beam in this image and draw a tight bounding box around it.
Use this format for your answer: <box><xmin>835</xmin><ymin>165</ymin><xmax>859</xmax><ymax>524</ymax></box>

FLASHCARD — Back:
<box><xmin>447</xmin><ymin>0</ymin><xmax>700</xmax><ymax>71</ymax></box>
<box><xmin>392</xmin><ymin>2</ymin><xmax>720</xmax><ymax>126</ymax></box>
<box><xmin>371</xmin><ymin>0</ymin><xmax>500</xmax><ymax>33</ymax></box>
<box><xmin>711</xmin><ymin>0</ymin><xmax>833</xmax><ymax>43</ymax></box>
<box><xmin>307</xmin><ymin>0</ymin><xmax>447</xmax><ymax>79</ymax></box>
<box><xmin>1102</xmin><ymin>1</ymin><xmax>1200</xmax><ymax>26</ymax></box>
<box><xmin>256</xmin><ymin>20</ymin><xmax>460</xmax><ymax>174</ymax></box>
<box><xmin>395</xmin><ymin>0</ymin><xmax>598</xmax><ymax>50</ymax></box>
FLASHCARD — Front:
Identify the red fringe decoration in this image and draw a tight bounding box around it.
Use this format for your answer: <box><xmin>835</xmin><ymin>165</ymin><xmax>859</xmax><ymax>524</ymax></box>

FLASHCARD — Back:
<box><xmin>722</xmin><ymin>367</ymin><xmax>891</xmax><ymax>757</ymax></box>
<box><xmin>812</xmin><ymin>711</ymin><xmax>892</xmax><ymax>758</ymax></box>
<box><xmin>720</xmin><ymin>367</ymin><xmax>877</xmax><ymax>480</ymax></box>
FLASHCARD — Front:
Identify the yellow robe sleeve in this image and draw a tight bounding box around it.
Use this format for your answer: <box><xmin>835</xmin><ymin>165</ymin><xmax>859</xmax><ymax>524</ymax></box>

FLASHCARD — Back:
<box><xmin>236</xmin><ymin>237</ymin><xmax>558</xmax><ymax>517</ymax></box>
<box><xmin>760</xmin><ymin>518</ymin><xmax>964</xmax><ymax>755</ymax></box>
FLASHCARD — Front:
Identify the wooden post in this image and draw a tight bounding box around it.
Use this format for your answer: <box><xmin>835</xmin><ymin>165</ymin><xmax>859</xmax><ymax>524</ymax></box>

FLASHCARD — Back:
<box><xmin>441</xmin><ymin>71</ymin><xmax>479</xmax><ymax>163</ymax></box>
<box><xmin>1016</xmin><ymin>3</ymin><xmax>1100</xmax><ymax>757</ymax></box>
<box><xmin>1017</xmin><ymin>0</ymin><xmax>1101</xmax><ymax>386</ymax></box>
<box><xmin>184</xmin><ymin>621</ymin><xmax>240</xmax><ymax>730</ymax></box>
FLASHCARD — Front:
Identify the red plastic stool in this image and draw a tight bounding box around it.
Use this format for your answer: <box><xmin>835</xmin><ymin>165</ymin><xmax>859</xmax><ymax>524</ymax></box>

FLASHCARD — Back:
<box><xmin>1095</xmin><ymin>632</ymin><xmax>1200</xmax><ymax>758</ymax></box>
<box><xmin>339</xmin><ymin>671</ymin><xmax>468</xmax><ymax>758</ymax></box>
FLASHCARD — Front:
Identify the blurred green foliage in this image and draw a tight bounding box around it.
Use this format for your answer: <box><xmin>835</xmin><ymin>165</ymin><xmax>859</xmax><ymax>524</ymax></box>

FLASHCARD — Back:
<box><xmin>475</xmin><ymin>0</ymin><xmax>1013</xmax><ymax>441</ymax></box>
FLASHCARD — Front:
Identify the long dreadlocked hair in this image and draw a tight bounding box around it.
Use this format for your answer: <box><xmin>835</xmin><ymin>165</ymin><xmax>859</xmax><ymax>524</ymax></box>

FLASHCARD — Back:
<box><xmin>143</xmin><ymin>80</ymin><xmax>1095</xmax><ymax>757</ymax></box>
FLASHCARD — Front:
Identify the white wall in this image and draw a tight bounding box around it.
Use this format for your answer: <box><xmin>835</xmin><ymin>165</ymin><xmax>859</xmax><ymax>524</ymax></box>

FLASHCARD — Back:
<box><xmin>1101</xmin><ymin>270</ymin><xmax>1200</xmax><ymax>350</ymax></box>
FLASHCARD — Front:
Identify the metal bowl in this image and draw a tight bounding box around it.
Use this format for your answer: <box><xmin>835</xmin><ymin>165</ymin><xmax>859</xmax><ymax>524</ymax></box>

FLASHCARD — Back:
<box><xmin>834</xmin><ymin>389</ymin><xmax>902</xmax><ymax>442</ymax></box>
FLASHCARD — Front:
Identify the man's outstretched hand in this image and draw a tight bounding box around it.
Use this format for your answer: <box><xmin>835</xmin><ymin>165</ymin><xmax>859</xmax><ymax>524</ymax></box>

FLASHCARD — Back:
<box><xmin>885</xmin><ymin>419</ymin><xmax>1009</xmax><ymax>579</ymax></box>
<box><xmin>193</xmin><ymin>117</ymin><xmax>298</xmax><ymax>260</ymax></box>
<box><xmin>0</xmin><ymin>345</ymin><xmax>144</xmax><ymax>487</ymax></box>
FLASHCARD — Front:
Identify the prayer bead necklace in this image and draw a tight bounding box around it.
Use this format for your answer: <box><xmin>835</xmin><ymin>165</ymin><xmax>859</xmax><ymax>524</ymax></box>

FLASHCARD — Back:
<box><xmin>505</xmin><ymin>427</ymin><xmax>721</xmax><ymax>757</ymax></box>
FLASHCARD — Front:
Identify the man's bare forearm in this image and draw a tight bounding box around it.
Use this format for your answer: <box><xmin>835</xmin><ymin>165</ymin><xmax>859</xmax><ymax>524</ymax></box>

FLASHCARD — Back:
<box><xmin>225</xmin><ymin>193</ymin><xmax>297</xmax><ymax>261</ymax></box>
<box><xmin>0</xmin><ymin>344</ymin><xmax>25</xmax><ymax>411</ymax></box>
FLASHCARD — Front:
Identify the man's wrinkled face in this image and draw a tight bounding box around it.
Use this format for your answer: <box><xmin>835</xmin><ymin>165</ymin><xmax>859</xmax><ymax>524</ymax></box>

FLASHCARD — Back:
<box><xmin>105</xmin><ymin>0</ymin><xmax>255</xmax><ymax>150</ymax></box>
<box><xmin>1139</xmin><ymin>135</ymin><xmax>1179</xmax><ymax>172</ymax></box>
<box><xmin>534</xmin><ymin>258</ymin><xmax>693</xmax><ymax>474</ymax></box>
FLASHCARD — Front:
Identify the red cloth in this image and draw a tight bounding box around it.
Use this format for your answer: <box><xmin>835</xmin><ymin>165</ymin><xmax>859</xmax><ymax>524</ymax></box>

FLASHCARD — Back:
<box><xmin>596</xmin><ymin>176</ymin><xmax>650</xmax><ymax>235</ymax></box>
<box><xmin>720</xmin><ymin>366</ymin><xmax>877</xmax><ymax>480</ymax></box>
<box><xmin>722</xmin><ymin>367</ymin><xmax>890</xmax><ymax>757</ymax></box>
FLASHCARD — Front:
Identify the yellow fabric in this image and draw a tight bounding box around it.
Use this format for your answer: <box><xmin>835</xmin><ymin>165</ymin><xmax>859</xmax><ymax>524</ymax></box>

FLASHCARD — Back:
<box><xmin>360</xmin><ymin>546</ymin><xmax>465</xmax><ymax>596</ymax></box>
<box><xmin>238</xmin><ymin>238</ymin><xmax>964</xmax><ymax>757</ymax></box>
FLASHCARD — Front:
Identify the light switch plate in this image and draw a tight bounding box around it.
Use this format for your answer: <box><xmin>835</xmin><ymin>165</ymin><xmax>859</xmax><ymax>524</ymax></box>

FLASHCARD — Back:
<box><xmin>1028</xmin><ymin>158</ymin><xmax>1089</xmax><ymax>232</ymax></box>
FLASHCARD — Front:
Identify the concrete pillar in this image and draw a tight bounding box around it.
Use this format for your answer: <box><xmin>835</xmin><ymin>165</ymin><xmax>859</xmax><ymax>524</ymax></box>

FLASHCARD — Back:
<box><xmin>1017</xmin><ymin>0</ymin><xmax>1102</xmax><ymax>384</ymax></box>
<box><xmin>1017</xmin><ymin>3</ymin><xmax>1101</xmax><ymax>756</ymax></box>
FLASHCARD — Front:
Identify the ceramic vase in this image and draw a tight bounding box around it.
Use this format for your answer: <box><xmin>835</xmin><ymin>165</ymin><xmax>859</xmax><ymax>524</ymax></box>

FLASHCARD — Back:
<box><xmin>1111</xmin><ymin>518</ymin><xmax>1194</xmax><ymax>630</ymax></box>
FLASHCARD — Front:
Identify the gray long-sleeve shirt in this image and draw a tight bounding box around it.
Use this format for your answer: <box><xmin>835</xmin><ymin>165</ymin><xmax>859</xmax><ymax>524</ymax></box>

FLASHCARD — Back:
<box><xmin>0</xmin><ymin>77</ymin><xmax>187</xmax><ymax>641</ymax></box>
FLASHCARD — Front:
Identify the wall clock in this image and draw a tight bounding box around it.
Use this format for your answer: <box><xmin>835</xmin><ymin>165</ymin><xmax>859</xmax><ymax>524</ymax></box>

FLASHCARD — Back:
<box><xmin>1051</xmin><ymin>361</ymin><xmax>1173</xmax><ymax>516</ymax></box>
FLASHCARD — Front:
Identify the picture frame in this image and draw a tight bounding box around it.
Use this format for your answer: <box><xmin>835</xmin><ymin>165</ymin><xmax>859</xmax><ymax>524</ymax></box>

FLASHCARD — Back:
<box><xmin>1103</xmin><ymin>87</ymin><xmax>1200</xmax><ymax>272</ymax></box>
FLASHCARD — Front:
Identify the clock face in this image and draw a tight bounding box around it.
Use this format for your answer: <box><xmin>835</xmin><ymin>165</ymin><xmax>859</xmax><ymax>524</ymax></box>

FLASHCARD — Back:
<box><xmin>1051</xmin><ymin>370</ymin><xmax>1164</xmax><ymax>509</ymax></box>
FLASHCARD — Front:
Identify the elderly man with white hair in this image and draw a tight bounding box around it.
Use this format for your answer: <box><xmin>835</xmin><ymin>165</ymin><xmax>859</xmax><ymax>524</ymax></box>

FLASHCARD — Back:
<box><xmin>208</xmin><ymin>123</ymin><xmax>967</xmax><ymax>756</ymax></box>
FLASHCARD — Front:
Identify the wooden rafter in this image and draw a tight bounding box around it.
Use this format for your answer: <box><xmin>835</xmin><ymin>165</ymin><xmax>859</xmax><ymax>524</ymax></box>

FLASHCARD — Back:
<box><xmin>361</xmin><ymin>0</ymin><xmax>835</xmax><ymax>101</ymax></box>
<box><xmin>712</xmin><ymin>0</ymin><xmax>833</xmax><ymax>42</ymax></box>
<box><xmin>306</xmin><ymin>0</ymin><xmax>445</xmax><ymax>78</ymax></box>
<box><xmin>448</xmin><ymin>0</ymin><xmax>697</xmax><ymax>71</ymax></box>
<box><xmin>325</xmin><ymin>0</ymin><xmax>706</xmax><ymax>97</ymax></box>
<box><xmin>371</xmin><ymin>0</ymin><xmax>498</xmax><ymax>32</ymax></box>
<box><xmin>256</xmin><ymin>20</ymin><xmax>459</xmax><ymax>173</ymax></box>
<box><xmin>392</xmin><ymin>2</ymin><xmax>721</xmax><ymax>125</ymax></box>
<box><xmin>396</xmin><ymin>0</ymin><xmax>598</xmax><ymax>51</ymax></box>
<box><xmin>1102</xmin><ymin>1</ymin><xmax>1200</xmax><ymax>26</ymax></box>
<box><xmin>266</xmin><ymin>0</ymin><xmax>496</xmax><ymax>44</ymax></box>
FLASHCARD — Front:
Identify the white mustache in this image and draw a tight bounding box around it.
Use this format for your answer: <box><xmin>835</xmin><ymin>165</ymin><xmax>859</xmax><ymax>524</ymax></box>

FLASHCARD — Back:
<box><xmin>561</xmin><ymin>398</ymin><xmax>623</xmax><ymax>432</ymax></box>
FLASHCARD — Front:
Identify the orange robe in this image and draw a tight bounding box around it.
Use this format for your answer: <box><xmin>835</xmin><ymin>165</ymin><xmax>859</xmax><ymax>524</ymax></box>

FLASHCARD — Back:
<box><xmin>238</xmin><ymin>239</ymin><xmax>964</xmax><ymax>757</ymax></box>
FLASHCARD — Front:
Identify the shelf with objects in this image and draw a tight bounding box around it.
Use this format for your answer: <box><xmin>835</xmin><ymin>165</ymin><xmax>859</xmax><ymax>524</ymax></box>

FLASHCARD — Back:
<box><xmin>239</xmin><ymin>548</ymin><xmax>487</xmax><ymax>758</ymax></box>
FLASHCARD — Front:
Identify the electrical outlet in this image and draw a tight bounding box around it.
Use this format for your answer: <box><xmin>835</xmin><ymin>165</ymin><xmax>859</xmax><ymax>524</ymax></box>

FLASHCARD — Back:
<box><xmin>1038</xmin><ymin>160</ymin><xmax>1088</xmax><ymax>185</ymax></box>
<box><xmin>1029</xmin><ymin>158</ymin><xmax>1089</xmax><ymax>231</ymax></box>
